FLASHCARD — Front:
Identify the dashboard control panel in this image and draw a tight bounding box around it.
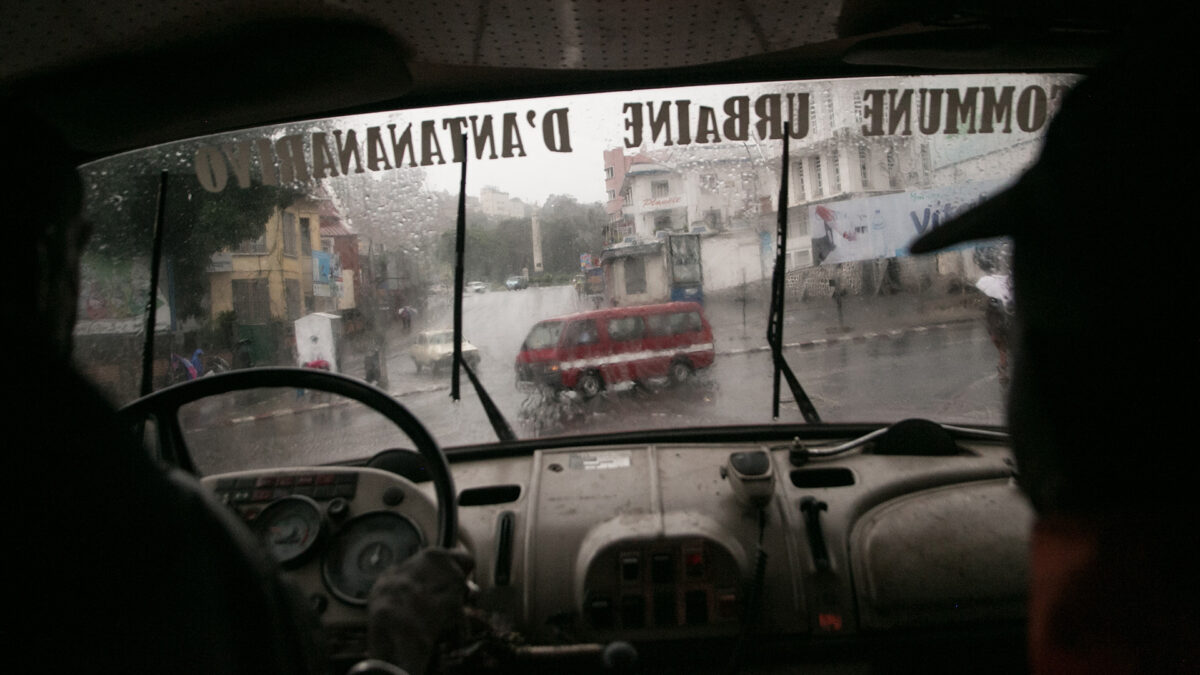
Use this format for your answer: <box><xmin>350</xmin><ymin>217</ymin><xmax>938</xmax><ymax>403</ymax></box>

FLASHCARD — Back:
<box><xmin>583</xmin><ymin>537</ymin><xmax>741</xmax><ymax>634</ymax></box>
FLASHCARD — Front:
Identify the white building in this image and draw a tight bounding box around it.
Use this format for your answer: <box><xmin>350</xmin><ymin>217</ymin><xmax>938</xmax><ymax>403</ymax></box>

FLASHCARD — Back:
<box><xmin>600</xmin><ymin>87</ymin><xmax>947</xmax><ymax>299</ymax></box>
<box><xmin>479</xmin><ymin>185</ymin><xmax>530</xmax><ymax>219</ymax></box>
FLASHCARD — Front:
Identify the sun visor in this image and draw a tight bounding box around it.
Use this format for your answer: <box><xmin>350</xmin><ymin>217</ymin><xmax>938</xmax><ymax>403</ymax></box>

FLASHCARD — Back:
<box><xmin>10</xmin><ymin>15</ymin><xmax>413</xmax><ymax>157</ymax></box>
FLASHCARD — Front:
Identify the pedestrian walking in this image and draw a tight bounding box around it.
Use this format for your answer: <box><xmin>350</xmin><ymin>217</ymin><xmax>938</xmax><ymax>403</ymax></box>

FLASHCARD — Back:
<box><xmin>976</xmin><ymin>273</ymin><xmax>1013</xmax><ymax>387</ymax></box>
<box><xmin>233</xmin><ymin>338</ymin><xmax>254</xmax><ymax>369</ymax></box>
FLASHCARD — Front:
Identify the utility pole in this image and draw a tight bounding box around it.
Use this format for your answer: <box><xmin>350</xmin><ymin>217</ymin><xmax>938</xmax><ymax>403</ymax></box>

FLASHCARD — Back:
<box><xmin>364</xmin><ymin>240</ymin><xmax>389</xmax><ymax>390</ymax></box>
<box><xmin>531</xmin><ymin>214</ymin><xmax>544</xmax><ymax>274</ymax></box>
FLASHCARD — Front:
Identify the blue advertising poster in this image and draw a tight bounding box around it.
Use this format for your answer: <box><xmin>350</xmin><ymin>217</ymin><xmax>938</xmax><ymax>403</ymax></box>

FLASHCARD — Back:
<box><xmin>313</xmin><ymin>250</ymin><xmax>332</xmax><ymax>284</ymax></box>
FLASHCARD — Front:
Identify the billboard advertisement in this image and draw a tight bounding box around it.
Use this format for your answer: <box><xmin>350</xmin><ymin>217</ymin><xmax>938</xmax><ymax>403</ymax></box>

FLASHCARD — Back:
<box><xmin>808</xmin><ymin>179</ymin><xmax>1008</xmax><ymax>265</ymax></box>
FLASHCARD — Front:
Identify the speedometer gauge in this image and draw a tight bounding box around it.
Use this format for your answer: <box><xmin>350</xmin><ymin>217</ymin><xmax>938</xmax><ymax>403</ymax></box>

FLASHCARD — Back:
<box><xmin>322</xmin><ymin>512</ymin><xmax>424</xmax><ymax>605</ymax></box>
<box><xmin>252</xmin><ymin>496</ymin><xmax>325</xmax><ymax>567</ymax></box>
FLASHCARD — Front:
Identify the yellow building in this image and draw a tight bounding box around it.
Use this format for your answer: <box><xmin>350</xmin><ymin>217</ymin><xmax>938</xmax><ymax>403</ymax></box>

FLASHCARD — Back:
<box><xmin>209</xmin><ymin>198</ymin><xmax>324</xmax><ymax>323</ymax></box>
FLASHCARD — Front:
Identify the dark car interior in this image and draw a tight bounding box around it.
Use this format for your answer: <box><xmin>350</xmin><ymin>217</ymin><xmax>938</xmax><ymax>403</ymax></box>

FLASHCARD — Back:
<box><xmin>5</xmin><ymin>2</ymin><xmax>1188</xmax><ymax>674</ymax></box>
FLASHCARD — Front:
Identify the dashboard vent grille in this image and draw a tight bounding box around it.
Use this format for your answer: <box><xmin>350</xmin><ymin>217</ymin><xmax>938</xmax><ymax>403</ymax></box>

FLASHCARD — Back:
<box><xmin>790</xmin><ymin>468</ymin><xmax>855</xmax><ymax>488</ymax></box>
<box><xmin>459</xmin><ymin>484</ymin><xmax>522</xmax><ymax>506</ymax></box>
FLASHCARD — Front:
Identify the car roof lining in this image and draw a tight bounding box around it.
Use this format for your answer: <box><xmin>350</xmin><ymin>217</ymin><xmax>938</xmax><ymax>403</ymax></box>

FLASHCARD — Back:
<box><xmin>0</xmin><ymin>2</ymin><xmax>1124</xmax><ymax>162</ymax></box>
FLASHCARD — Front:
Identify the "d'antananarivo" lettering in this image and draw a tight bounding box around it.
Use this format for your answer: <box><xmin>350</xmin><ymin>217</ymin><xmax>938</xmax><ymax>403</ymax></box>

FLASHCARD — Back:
<box><xmin>194</xmin><ymin>109</ymin><xmax>572</xmax><ymax>193</ymax></box>
<box><xmin>194</xmin><ymin>85</ymin><xmax>1067</xmax><ymax>192</ymax></box>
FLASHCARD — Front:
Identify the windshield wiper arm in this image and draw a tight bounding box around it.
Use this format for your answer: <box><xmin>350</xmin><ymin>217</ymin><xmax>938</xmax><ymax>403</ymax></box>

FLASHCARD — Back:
<box><xmin>768</xmin><ymin>123</ymin><xmax>821</xmax><ymax>423</ymax></box>
<box><xmin>450</xmin><ymin>134</ymin><xmax>516</xmax><ymax>442</ymax></box>
<box><xmin>140</xmin><ymin>171</ymin><xmax>169</xmax><ymax>398</ymax></box>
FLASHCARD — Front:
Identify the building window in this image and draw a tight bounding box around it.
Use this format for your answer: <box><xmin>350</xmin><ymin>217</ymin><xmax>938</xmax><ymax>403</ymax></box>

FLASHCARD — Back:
<box><xmin>789</xmin><ymin>249</ymin><xmax>813</xmax><ymax>269</ymax></box>
<box><xmin>654</xmin><ymin>214</ymin><xmax>673</xmax><ymax>231</ymax></box>
<box><xmin>232</xmin><ymin>279</ymin><xmax>270</xmax><ymax>323</ymax></box>
<box><xmin>285</xmin><ymin>279</ymin><xmax>301</xmax><ymax>319</ymax></box>
<box><xmin>859</xmin><ymin>146</ymin><xmax>871</xmax><ymax>189</ymax></box>
<box><xmin>887</xmin><ymin>149</ymin><xmax>899</xmax><ymax>188</ymax></box>
<box><xmin>700</xmin><ymin>173</ymin><xmax>718</xmax><ymax>193</ymax></box>
<box><xmin>607</xmin><ymin>189</ymin><xmax>616</xmax><ymax>201</ymax></box>
<box><xmin>813</xmin><ymin>156</ymin><xmax>823</xmax><ymax>197</ymax></box>
<box><xmin>704</xmin><ymin>209</ymin><xmax>721</xmax><ymax>229</ymax></box>
<box><xmin>605</xmin><ymin>166</ymin><xmax>614</xmax><ymax>179</ymax></box>
<box><xmin>793</xmin><ymin>161</ymin><xmax>805</xmax><ymax>201</ymax></box>
<box><xmin>300</xmin><ymin>217</ymin><xmax>312</xmax><ymax>255</ymax></box>
<box><xmin>282</xmin><ymin>212</ymin><xmax>298</xmax><ymax>256</ymax></box>
<box><xmin>236</xmin><ymin>229</ymin><xmax>267</xmax><ymax>254</ymax></box>
<box><xmin>651</xmin><ymin>180</ymin><xmax>669</xmax><ymax>198</ymax></box>
<box><xmin>921</xmin><ymin>145</ymin><xmax>932</xmax><ymax>174</ymax></box>
<box><xmin>831</xmin><ymin>150</ymin><xmax>841</xmax><ymax>193</ymax></box>
<box><xmin>624</xmin><ymin>257</ymin><xmax>646</xmax><ymax>294</ymax></box>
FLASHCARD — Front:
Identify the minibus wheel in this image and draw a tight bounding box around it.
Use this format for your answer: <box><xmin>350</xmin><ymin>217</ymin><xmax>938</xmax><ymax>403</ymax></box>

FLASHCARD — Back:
<box><xmin>669</xmin><ymin>359</ymin><xmax>693</xmax><ymax>386</ymax></box>
<box><xmin>577</xmin><ymin>371</ymin><xmax>603</xmax><ymax>399</ymax></box>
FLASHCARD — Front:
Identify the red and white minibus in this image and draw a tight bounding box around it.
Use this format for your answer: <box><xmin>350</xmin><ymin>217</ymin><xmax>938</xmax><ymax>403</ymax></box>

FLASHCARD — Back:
<box><xmin>515</xmin><ymin>302</ymin><xmax>715</xmax><ymax>397</ymax></box>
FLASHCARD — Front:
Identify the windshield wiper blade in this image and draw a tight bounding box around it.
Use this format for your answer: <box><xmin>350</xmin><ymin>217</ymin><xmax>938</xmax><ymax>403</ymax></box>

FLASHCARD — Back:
<box><xmin>450</xmin><ymin>134</ymin><xmax>516</xmax><ymax>442</ymax></box>
<box><xmin>768</xmin><ymin>123</ymin><xmax>821</xmax><ymax>423</ymax></box>
<box><xmin>458</xmin><ymin>357</ymin><xmax>515</xmax><ymax>441</ymax></box>
<box><xmin>140</xmin><ymin>171</ymin><xmax>169</xmax><ymax>398</ymax></box>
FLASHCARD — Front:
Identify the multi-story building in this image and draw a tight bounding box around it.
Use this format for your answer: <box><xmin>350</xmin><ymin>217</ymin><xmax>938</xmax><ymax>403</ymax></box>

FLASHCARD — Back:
<box><xmin>208</xmin><ymin>197</ymin><xmax>327</xmax><ymax>324</ymax></box>
<box><xmin>602</xmin><ymin>147</ymin><xmax>633</xmax><ymax>242</ymax></box>
<box><xmin>319</xmin><ymin>214</ymin><xmax>358</xmax><ymax>313</ymax></box>
<box><xmin>480</xmin><ymin>185</ymin><xmax>530</xmax><ymax>219</ymax></box>
<box><xmin>599</xmin><ymin>85</ymin><xmax>941</xmax><ymax>304</ymax></box>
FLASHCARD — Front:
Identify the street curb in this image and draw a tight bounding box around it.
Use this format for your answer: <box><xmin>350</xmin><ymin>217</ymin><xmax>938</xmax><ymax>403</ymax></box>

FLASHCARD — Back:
<box><xmin>715</xmin><ymin>317</ymin><xmax>977</xmax><ymax>357</ymax></box>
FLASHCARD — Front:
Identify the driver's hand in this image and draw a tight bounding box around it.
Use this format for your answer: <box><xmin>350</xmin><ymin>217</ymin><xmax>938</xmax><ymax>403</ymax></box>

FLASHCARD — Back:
<box><xmin>366</xmin><ymin>548</ymin><xmax>475</xmax><ymax>674</ymax></box>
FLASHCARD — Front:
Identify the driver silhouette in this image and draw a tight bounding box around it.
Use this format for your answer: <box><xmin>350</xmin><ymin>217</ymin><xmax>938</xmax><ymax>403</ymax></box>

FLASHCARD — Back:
<box><xmin>8</xmin><ymin>100</ymin><xmax>473</xmax><ymax>675</ymax></box>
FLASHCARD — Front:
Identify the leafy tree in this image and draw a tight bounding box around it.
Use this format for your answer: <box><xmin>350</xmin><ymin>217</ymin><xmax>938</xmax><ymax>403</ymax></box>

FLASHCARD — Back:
<box><xmin>537</xmin><ymin>195</ymin><xmax>605</xmax><ymax>276</ymax></box>
<box><xmin>434</xmin><ymin>194</ymin><xmax>604</xmax><ymax>284</ymax></box>
<box><xmin>81</xmin><ymin>150</ymin><xmax>305</xmax><ymax>320</ymax></box>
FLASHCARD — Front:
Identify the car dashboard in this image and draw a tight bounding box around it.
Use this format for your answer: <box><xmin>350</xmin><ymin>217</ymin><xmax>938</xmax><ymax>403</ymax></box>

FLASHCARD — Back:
<box><xmin>204</xmin><ymin>430</ymin><xmax>1031</xmax><ymax>673</ymax></box>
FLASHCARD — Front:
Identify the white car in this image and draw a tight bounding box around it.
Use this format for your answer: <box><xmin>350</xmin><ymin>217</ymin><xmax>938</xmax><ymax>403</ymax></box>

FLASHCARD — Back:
<box><xmin>410</xmin><ymin>329</ymin><xmax>481</xmax><ymax>374</ymax></box>
<box><xmin>466</xmin><ymin>281</ymin><xmax>488</xmax><ymax>293</ymax></box>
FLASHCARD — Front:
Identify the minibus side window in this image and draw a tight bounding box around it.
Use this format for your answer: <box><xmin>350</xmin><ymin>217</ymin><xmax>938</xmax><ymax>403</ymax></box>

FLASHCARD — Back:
<box><xmin>607</xmin><ymin>316</ymin><xmax>644</xmax><ymax>342</ymax></box>
<box><xmin>524</xmin><ymin>322</ymin><xmax>564</xmax><ymax>350</ymax></box>
<box><xmin>645</xmin><ymin>314</ymin><xmax>670</xmax><ymax>337</ymax></box>
<box><xmin>658</xmin><ymin>311</ymin><xmax>703</xmax><ymax>335</ymax></box>
<box><xmin>562</xmin><ymin>320</ymin><xmax>600</xmax><ymax>347</ymax></box>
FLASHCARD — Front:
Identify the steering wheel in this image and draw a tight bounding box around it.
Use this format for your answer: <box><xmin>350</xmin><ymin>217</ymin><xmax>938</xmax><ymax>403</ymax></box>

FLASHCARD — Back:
<box><xmin>117</xmin><ymin>367</ymin><xmax>457</xmax><ymax>548</ymax></box>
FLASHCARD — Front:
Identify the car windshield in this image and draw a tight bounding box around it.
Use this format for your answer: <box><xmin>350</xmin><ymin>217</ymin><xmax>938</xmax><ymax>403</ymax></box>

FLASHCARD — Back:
<box><xmin>76</xmin><ymin>74</ymin><xmax>1074</xmax><ymax>458</ymax></box>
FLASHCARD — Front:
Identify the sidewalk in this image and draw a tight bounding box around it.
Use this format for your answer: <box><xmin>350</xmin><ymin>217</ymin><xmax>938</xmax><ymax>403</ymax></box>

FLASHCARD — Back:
<box><xmin>704</xmin><ymin>288</ymin><xmax>984</xmax><ymax>356</ymax></box>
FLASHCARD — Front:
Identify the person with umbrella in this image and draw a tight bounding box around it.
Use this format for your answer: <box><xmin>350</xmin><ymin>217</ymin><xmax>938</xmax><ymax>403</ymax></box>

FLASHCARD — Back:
<box><xmin>233</xmin><ymin>338</ymin><xmax>254</xmax><ymax>369</ymax></box>
<box><xmin>975</xmin><ymin>271</ymin><xmax>1013</xmax><ymax>387</ymax></box>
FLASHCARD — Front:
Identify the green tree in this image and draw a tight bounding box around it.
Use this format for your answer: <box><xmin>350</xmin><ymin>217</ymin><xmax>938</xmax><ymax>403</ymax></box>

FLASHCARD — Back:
<box><xmin>82</xmin><ymin>151</ymin><xmax>305</xmax><ymax>320</ymax></box>
<box><xmin>435</xmin><ymin>194</ymin><xmax>604</xmax><ymax>284</ymax></box>
<box><xmin>537</xmin><ymin>195</ymin><xmax>605</xmax><ymax>276</ymax></box>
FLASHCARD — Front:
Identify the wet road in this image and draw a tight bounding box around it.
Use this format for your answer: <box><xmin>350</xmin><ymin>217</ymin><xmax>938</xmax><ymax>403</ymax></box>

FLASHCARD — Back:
<box><xmin>185</xmin><ymin>286</ymin><xmax>1005</xmax><ymax>474</ymax></box>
